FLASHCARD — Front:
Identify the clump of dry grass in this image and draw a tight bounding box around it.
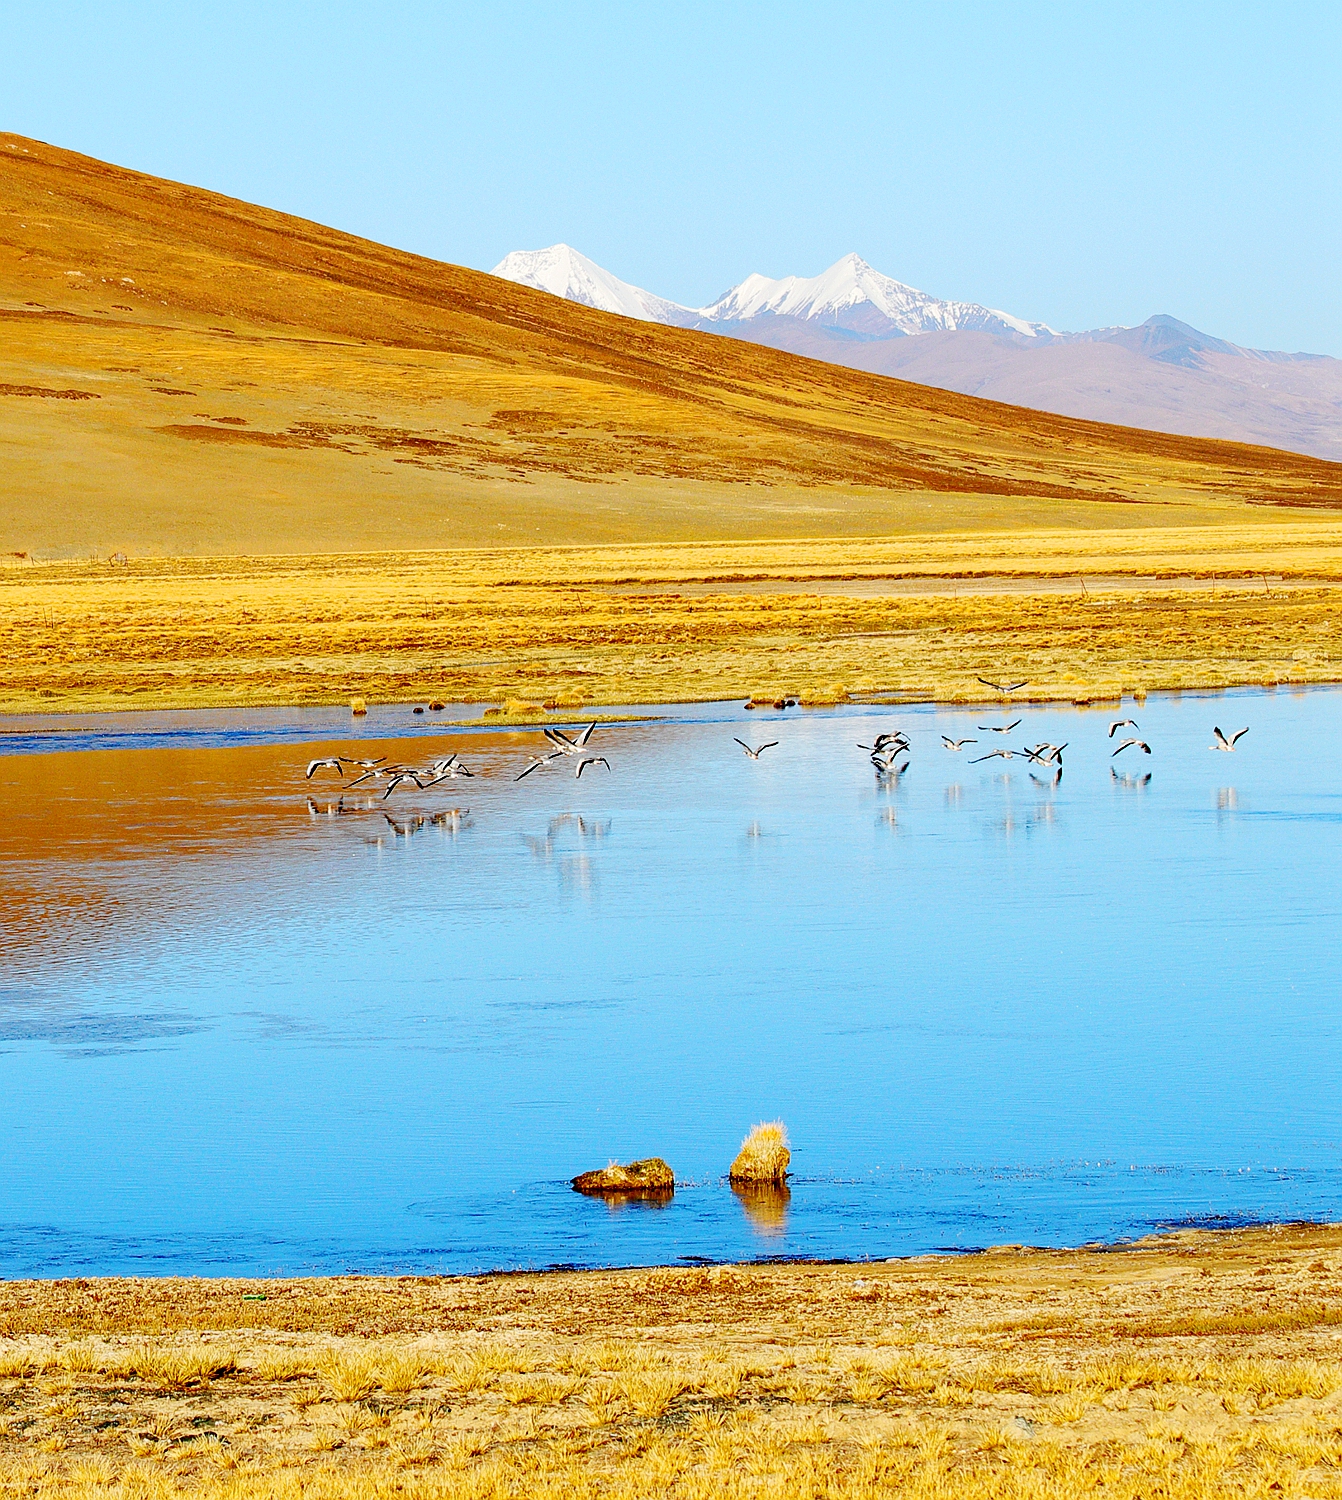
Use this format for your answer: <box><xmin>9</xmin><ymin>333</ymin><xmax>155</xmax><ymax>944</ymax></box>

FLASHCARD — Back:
<box><xmin>349</xmin><ymin>696</ymin><xmax>367</xmax><ymax>715</ymax></box>
<box><xmin>115</xmin><ymin>1342</ymin><xmax>236</xmax><ymax>1389</ymax></box>
<box><xmin>729</xmin><ymin>1121</ymin><xmax>790</xmax><ymax>1184</ymax></box>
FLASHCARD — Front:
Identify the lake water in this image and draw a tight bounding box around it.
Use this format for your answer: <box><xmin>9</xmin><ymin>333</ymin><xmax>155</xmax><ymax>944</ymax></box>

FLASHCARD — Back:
<box><xmin>2</xmin><ymin>688</ymin><xmax>1340</xmax><ymax>1277</ymax></box>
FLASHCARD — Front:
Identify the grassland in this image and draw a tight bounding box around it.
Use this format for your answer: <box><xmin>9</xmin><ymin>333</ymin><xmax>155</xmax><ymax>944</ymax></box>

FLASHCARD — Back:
<box><xmin>3</xmin><ymin>131</ymin><xmax>1342</xmax><ymax>563</ymax></box>
<box><xmin>3</xmin><ymin>1226</ymin><xmax>1342</xmax><ymax>1496</ymax></box>
<box><xmin>4</xmin><ymin>524</ymin><xmax>1342</xmax><ymax>716</ymax></box>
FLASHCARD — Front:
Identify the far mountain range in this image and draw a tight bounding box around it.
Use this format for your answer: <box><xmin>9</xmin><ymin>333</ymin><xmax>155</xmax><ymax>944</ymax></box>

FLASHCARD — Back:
<box><xmin>493</xmin><ymin>246</ymin><xmax>1342</xmax><ymax>462</ymax></box>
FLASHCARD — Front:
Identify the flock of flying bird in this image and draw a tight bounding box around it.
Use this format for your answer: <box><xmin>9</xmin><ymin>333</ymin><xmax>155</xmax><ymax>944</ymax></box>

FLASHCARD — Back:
<box><xmin>304</xmin><ymin>721</ymin><xmax>611</xmax><ymax>803</ymax></box>
<box><xmin>302</xmin><ymin>678</ymin><xmax>1254</xmax><ymax>821</ymax></box>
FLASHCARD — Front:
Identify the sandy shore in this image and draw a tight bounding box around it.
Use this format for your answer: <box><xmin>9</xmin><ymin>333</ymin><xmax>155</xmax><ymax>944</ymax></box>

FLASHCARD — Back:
<box><xmin>3</xmin><ymin>1225</ymin><xmax>1342</xmax><ymax>1495</ymax></box>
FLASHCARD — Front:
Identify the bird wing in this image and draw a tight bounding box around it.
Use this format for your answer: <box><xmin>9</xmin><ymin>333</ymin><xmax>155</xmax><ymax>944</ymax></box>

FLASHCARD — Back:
<box><xmin>1005</xmin><ymin>720</ymin><xmax>1021</xmax><ymax>731</ymax></box>
<box><xmin>759</xmin><ymin>742</ymin><xmax>778</xmax><ymax>752</ymax></box>
<box><xmin>1005</xmin><ymin>681</ymin><xmax>1027</xmax><ymax>692</ymax></box>
<box><xmin>1139</xmin><ymin>742</ymin><xmax>1152</xmax><ymax>753</ymax></box>
<box><xmin>1213</xmin><ymin>727</ymin><xmax>1228</xmax><ymax>748</ymax></box>
<box><xmin>734</xmin><ymin>738</ymin><xmax>752</xmax><ymax>753</ymax></box>
<box><xmin>1231</xmin><ymin>727</ymin><xmax>1249</xmax><ymax>745</ymax></box>
<box><xmin>576</xmin><ymin>756</ymin><xmax>610</xmax><ymax>778</ymax></box>
<box><xmin>544</xmin><ymin>728</ymin><xmax>575</xmax><ymax>749</ymax></box>
<box><xmin>977</xmin><ymin>676</ymin><xmax>1002</xmax><ymax>692</ymax></box>
<box><xmin>577</xmin><ymin>721</ymin><xmax>597</xmax><ymax>746</ymax></box>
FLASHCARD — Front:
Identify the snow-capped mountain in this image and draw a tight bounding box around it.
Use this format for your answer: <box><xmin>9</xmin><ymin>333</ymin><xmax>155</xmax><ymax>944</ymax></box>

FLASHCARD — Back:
<box><xmin>489</xmin><ymin>246</ymin><xmax>1342</xmax><ymax>462</ymax></box>
<box><xmin>490</xmin><ymin>244</ymin><xmax>699</xmax><ymax>326</ymax></box>
<box><xmin>491</xmin><ymin>247</ymin><xmax>1052</xmax><ymax>341</ymax></box>
<box><xmin>698</xmin><ymin>253</ymin><xmax>1053</xmax><ymax>340</ymax></box>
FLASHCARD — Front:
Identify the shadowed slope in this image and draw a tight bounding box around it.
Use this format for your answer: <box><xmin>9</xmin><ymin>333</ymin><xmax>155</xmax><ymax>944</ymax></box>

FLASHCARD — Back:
<box><xmin>2</xmin><ymin>132</ymin><xmax>1340</xmax><ymax>557</ymax></box>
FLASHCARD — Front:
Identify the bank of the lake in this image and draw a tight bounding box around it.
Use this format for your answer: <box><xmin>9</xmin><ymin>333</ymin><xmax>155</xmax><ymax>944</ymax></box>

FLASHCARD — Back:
<box><xmin>2</xmin><ymin>1225</ymin><xmax>1342</xmax><ymax>1496</ymax></box>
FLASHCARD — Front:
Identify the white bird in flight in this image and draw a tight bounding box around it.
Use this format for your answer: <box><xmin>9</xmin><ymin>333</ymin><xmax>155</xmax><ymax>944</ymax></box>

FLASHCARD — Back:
<box><xmin>734</xmin><ymin>739</ymin><xmax>778</xmax><ymax>759</ymax></box>
<box><xmin>576</xmin><ymin>756</ymin><xmax>611</xmax><ymax>778</ymax></box>
<box><xmin>544</xmin><ymin>722</ymin><xmax>597</xmax><ymax>756</ymax></box>
<box><xmin>1111</xmin><ymin>738</ymin><xmax>1152</xmax><ymax>757</ymax></box>
<box><xmin>1212</xmin><ymin>726</ymin><xmax>1249</xmax><ymax>751</ymax></box>
<box><xmin>977</xmin><ymin>676</ymin><xmax>1027</xmax><ymax>694</ymax></box>
<box><xmin>1108</xmin><ymin>719</ymin><xmax>1139</xmax><ymax>737</ymax></box>
<box><xmin>516</xmin><ymin>751</ymin><xmax>564</xmax><ymax>781</ymax></box>
<box><xmin>305</xmin><ymin>757</ymin><xmax>347</xmax><ymax>779</ymax></box>
<box><xmin>978</xmin><ymin>720</ymin><xmax>1022</xmax><ymax>734</ymax></box>
<box><xmin>941</xmin><ymin>736</ymin><xmax>977</xmax><ymax>751</ymax></box>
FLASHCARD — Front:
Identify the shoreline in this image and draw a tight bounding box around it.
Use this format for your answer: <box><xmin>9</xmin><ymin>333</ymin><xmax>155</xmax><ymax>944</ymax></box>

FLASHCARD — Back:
<box><xmin>5</xmin><ymin>1224</ymin><xmax>1342</xmax><ymax>1494</ymax></box>
<box><xmin>1</xmin><ymin>680</ymin><xmax>1338</xmax><ymax>750</ymax></box>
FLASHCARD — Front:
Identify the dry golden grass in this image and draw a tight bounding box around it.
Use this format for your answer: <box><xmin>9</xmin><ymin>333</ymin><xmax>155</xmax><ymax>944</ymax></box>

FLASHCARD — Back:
<box><xmin>5</xmin><ymin>1226</ymin><xmax>1342</xmax><ymax>1495</ymax></box>
<box><xmin>3</xmin><ymin>132</ymin><xmax>1342</xmax><ymax>562</ymax></box>
<box><xmin>4</xmin><ymin>524</ymin><xmax>1342</xmax><ymax>714</ymax></box>
<box><xmin>729</xmin><ymin>1121</ymin><xmax>792</xmax><ymax>1185</ymax></box>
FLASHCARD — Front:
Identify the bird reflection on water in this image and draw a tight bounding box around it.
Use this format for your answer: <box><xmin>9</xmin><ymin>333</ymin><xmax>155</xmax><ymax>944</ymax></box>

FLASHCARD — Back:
<box><xmin>523</xmin><ymin>815</ymin><xmax>610</xmax><ymax>864</ymax></box>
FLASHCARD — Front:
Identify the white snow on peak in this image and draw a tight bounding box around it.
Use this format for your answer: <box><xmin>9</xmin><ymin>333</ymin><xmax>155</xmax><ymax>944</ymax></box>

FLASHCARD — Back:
<box><xmin>490</xmin><ymin>244</ymin><xmax>697</xmax><ymax>325</ymax></box>
<box><xmin>491</xmin><ymin>246</ymin><xmax>1052</xmax><ymax>341</ymax></box>
<box><xmin>701</xmin><ymin>253</ymin><xmax>1053</xmax><ymax>339</ymax></box>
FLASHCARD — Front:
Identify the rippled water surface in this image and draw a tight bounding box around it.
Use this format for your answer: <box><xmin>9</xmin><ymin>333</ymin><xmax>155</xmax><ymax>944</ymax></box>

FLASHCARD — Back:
<box><xmin>2</xmin><ymin>690</ymin><xmax>1340</xmax><ymax>1276</ymax></box>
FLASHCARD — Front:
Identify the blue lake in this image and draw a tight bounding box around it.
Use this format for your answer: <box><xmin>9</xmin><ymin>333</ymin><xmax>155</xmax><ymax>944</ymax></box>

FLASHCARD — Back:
<box><xmin>1</xmin><ymin>688</ymin><xmax>1340</xmax><ymax>1277</ymax></box>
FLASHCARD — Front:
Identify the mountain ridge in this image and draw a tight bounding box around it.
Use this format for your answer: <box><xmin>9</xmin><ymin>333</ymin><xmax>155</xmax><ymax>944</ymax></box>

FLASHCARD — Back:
<box><xmin>492</xmin><ymin>246</ymin><xmax>1342</xmax><ymax>461</ymax></box>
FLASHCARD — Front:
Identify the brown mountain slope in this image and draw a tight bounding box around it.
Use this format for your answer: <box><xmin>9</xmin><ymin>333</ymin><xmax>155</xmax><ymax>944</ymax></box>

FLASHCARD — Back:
<box><xmin>2</xmin><ymin>132</ymin><xmax>1340</xmax><ymax>558</ymax></box>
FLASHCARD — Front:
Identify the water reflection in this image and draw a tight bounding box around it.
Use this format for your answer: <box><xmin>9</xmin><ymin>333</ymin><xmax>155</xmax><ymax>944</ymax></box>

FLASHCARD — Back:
<box><xmin>1111</xmin><ymin>769</ymin><xmax>1152</xmax><ymax>791</ymax></box>
<box><xmin>733</xmin><ymin>1183</ymin><xmax>791</xmax><ymax>1239</ymax></box>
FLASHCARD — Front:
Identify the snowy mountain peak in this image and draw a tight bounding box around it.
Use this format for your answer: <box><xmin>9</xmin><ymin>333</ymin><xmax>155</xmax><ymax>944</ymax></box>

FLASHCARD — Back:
<box><xmin>492</xmin><ymin>246</ymin><xmax>1054</xmax><ymax>343</ymax></box>
<box><xmin>700</xmin><ymin>254</ymin><xmax>1053</xmax><ymax>340</ymax></box>
<box><xmin>490</xmin><ymin>244</ymin><xmax>697</xmax><ymax>325</ymax></box>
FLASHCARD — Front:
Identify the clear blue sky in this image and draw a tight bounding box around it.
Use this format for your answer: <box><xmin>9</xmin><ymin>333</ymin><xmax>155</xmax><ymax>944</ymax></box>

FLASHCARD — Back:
<box><xmin>6</xmin><ymin>2</ymin><xmax>1340</xmax><ymax>353</ymax></box>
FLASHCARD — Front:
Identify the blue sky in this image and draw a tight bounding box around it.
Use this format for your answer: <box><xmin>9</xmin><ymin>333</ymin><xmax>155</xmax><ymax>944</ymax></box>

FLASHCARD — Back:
<box><xmin>6</xmin><ymin>2</ymin><xmax>1340</xmax><ymax>353</ymax></box>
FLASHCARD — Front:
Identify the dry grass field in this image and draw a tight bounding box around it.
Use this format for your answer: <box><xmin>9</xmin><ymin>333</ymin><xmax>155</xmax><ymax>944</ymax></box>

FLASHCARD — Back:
<box><xmin>3</xmin><ymin>132</ymin><xmax>1342</xmax><ymax>563</ymax></box>
<box><xmin>4</xmin><ymin>524</ymin><xmax>1342</xmax><ymax>716</ymax></box>
<box><xmin>3</xmin><ymin>1226</ymin><xmax>1342</xmax><ymax>1497</ymax></box>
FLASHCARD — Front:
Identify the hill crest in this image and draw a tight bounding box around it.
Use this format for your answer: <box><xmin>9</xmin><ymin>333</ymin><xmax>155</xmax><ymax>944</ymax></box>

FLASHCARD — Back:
<box><xmin>2</xmin><ymin>132</ymin><xmax>1340</xmax><ymax>557</ymax></box>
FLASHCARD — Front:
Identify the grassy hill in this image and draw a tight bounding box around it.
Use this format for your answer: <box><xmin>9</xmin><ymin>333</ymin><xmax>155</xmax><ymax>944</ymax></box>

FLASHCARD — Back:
<box><xmin>3</xmin><ymin>131</ymin><xmax>1340</xmax><ymax>559</ymax></box>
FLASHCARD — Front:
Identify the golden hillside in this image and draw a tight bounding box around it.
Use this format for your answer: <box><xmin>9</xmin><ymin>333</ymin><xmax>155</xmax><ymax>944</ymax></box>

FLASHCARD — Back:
<box><xmin>2</xmin><ymin>131</ymin><xmax>1340</xmax><ymax>558</ymax></box>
